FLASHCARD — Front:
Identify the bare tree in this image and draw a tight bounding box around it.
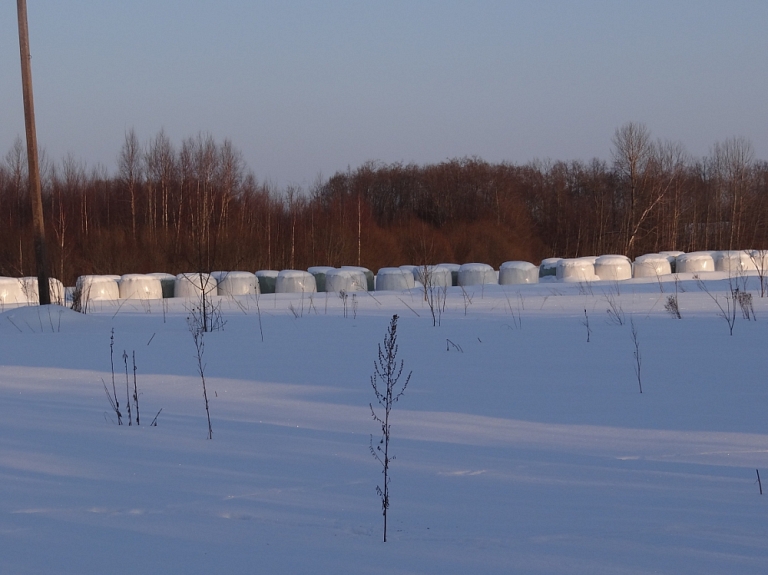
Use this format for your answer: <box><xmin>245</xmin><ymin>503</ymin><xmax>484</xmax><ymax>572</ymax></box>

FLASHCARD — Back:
<box><xmin>613</xmin><ymin>122</ymin><xmax>653</xmax><ymax>254</ymax></box>
<box><xmin>118</xmin><ymin>128</ymin><xmax>141</xmax><ymax>243</ymax></box>
<box><xmin>710</xmin><ymin>137</ymin><xmax>755</xmax><ymax>249</ymax></box>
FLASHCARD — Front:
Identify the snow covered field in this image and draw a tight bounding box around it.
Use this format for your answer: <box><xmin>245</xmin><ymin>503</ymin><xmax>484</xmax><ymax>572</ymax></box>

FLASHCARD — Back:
<box><xmin>1</xmin><ymin>274</ymin><xmax>768</xmax><ymax>574</ymax></box>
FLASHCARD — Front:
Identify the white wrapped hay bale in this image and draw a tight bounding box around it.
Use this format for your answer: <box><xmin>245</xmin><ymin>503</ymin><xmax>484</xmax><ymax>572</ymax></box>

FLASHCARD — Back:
<box><xmin>325</xmin><ymin>269</ymin><xmax>367</xmax><ymax>292</ymax></box>
<box><xmin>148</xmin><ymin>273</ymin><xmax>176</xmax><ymax>298</ymax></box>
<box><xmin>376</xmin><ymin>268</ymin><xmax>416</xmax><ymax>291</ymax></box>
<box><xmin>458</xmin><ymin>263</ymin><xmax>497</xmax><ymax>286</ymax></box>
<box><xmin>255</xmin><ymin>270</ymin><xmax>279</xmax><ymax>294</ymax></box>
<box><xmin>749</xmin><ymin>249</ymin><xmax>768</xmax><ymax>271</ymax></box>
<box><xmin>676</xmin><ymin>252</ymin><xmax>715</xmax><ymax>274</ymax></box>
<box><xmin>659</xmin><ymin>251</ymin><xmax>684</xmax><ymax>273</ymax></box>
<box><xmin>438</xmin><ymin>263</ymin><xmax>461</xmax><ymax>286</ymax></box>
<box><xmin>414</xmin><ymin>265</ymin><xmax>453</xmax><ymax>288</ymax></box>
<box><xmin>0</xmin><ymin>277</ymin><xmax>27</xmax><ymax>305</ymax></box>
<box><xmin>276</xmin><ymin>270</ymin><xmax>317</xmax><ymax>293</ymax></box>
<box><xmin>214</xmin><ymin>271</ymin><xmax>259</xmax><ymax>296</ymax></box>
<box><xmin>556</xmin><ymin>258</ymin><xmax>596</xmax><ymax>282</ymax></box>
<box><xmin>593</xmin><ymin>255</ymin><xmax>632</xmax><ymax>281</ymax></box>
<box><xmin>16</xmin><ymin>277</ymin><xmax>65</xmax><ymax>304</ymax></box>
<box><xmin>499</xmin><ymin>261</ymin><xmax>539</xmax><ymax>285</ymax></box>
<box><xmin>341</xmin><ymin>266</ymin><xmax>374</xmax><ymax>291</ymax></box>
<box><xmin>713</xmin><ymin>250</ymin><xmax>756</xmax><ymax>273</ymax></box>
<box><xmin>539</xmin><ymin>258</ymin><xmax>561</xmax><ymax>278</ymax></box>
<box><xmin>632</xmin><ymin>254</ymin><xmax>672</xmax><ymax>278</ymax></box>
<box><xmin>119</xmin><ymin>274</ymin><xmax>163</xmax><ymax>300</ymax></box>
<box><xmin>174</xmin><ymin>273</ymin><xmax>217</xmax><ymax>299</ymax></box>
<box><xmin>76</xmin><ymin>275</ymin><xmax>119</xmax><ymax>301</ymax></box>
<box><xmin>308</xmin><ymin>266</ymin><xmax>335</xmax><ymax>292</ymax></box>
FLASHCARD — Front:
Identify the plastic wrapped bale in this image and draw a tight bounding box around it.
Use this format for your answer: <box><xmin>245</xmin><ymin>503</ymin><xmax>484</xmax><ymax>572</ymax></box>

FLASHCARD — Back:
<box><xmin>659</xmin><ymin>251</ymin><xmax>684</xmax><ymax>273</ymax></box>
<box><xmin>438</xmin><ymin>263</ymin><xmax>461</xmax><ymax>286</ymax></box>
<box><xmin>308</xmin><ymin>266</ymin><xmax>335</xmax><ymax>292</ymax></box>
<box><xmin>17</xmin><ymin>277</ymin><xmax>66</xmax><ymax>304</ymax></box>
<box><xmin>556</xmin><ymin>258</ymin><xmax>596</xmax><ymax>282</ymax></box>
<box><xmin>399</xmin><ymin>265</ymin><xmax>419</xmax><ymax>278</ymax></box>
<box><xmin>325</xmin><ymin>269</ymin><xmax>367</xmax><ymax>293</ymax></box>
<box><xmin>341</xmin><ymin>266</ymin><xmax>374</xmax><ymax>291</ymax></box>
<box><xmin>0</xmin><ymin>277</ymin><xmax>27</xmax><ymax>305</ymax></box>
<box><xmin>276</xmin><ymin>270</ymin><xmax>317</xmax><ymax>293</ymax></box>
<box><xmin>499</xmin><ymin>261</ymin><xmax>539</xmax><ymax>285</ymax></box>
<box><xmin>749</xmin><ymin>250</ymin><xmax>768</xmax><ymax>272</ymax></box>
<box><xmin>539</xmin><ymin>258</ymin><xmax>561</xmax><ymax>278</ymax></box>
<box><xmin>414</xmin><ymin>265</ymin><xmax>453</xmax><ymax>288</ymax></box>
<box><xmin>76</xmin><ymin>275</ymin><xmax>120</xmax><ymax>301</ymax></box>
<box><xmin>375</xmin><ymin>268</ymin><xmax>416</xmax><ymax>291</ymax></box>
<box><xmin>214</xmin><ymin>271</ymin><xmax>259</xmax><ymax>296</ymax></box>
<box><xmin>210</xmin><ymin>271</ymin><xmax>228</xmax><ymax>284</ymax></box>
<box><xmin>174</xmin><ymin>273</ymin><xmax>217</xmax><ymax>299</ymax></box>
<box><xmin>713</xmin><ymin>250</ymin><xmax>757</xmax><ymax>273</ymax></box>
<box><xmin>148</xmin><ymin>273</ymin><xmax>176</xmax><ymax>298</ymax></box>
<box><xmin>632</xmin><ymin>254</ymin><xmax>672</xmax><ymax>278</ymax></box>
<box><xmin>255</xmin><ymin>270</ymin><xmax>279</xmax><ymax>294</ymax></box>
<box><xmin>676</xmin><ymin>252</ymin><xmax>715</xmax><ymax>274</ymax></box>
<box><xmin>458</xmin><ymin>263</ymin><xmax>497</xmax><ymax>286</ymax></box>
<box><xmin>119</xmin><ymin>274</ymin><xmax>163</xmax><ymax>299</ymax></box>
<box><xmin>593</xmin><ymin>255</ymin><xmax>632</xmax><ymax>281</ymax></box>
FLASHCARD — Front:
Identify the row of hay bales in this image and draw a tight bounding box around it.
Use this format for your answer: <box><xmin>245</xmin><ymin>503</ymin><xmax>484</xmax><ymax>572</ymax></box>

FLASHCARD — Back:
<box><xmin>3</xmin><ymin>250</ymin><xmax>764</xmax><ymax>305</ymax></box>
<box><xmin>538</xmin><ymin>250</ymin><xmax>768</xmax><ymax>282</ymax></box>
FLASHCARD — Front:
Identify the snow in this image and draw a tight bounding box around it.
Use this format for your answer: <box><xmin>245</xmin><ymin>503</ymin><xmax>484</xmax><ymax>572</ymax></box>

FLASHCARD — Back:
<box><xmin>1</xmin><ymin>276</ymin><xmax>768</xmax><ymax>574</ymax></box>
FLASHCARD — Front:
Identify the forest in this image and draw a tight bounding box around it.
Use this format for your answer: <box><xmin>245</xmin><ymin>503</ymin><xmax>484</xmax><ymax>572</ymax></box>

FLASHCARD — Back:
<box><xmin>0</xmin><ymin>122</ymin><xmax>766</xmax><ymax>286</ymax></box>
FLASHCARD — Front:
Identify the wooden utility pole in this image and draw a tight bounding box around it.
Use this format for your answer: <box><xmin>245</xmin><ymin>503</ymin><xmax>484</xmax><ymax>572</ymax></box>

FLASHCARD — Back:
<box><xmin>16</xmin><ymin>0</ymin><xmax>51</xmax><ymax>305</ymax></box>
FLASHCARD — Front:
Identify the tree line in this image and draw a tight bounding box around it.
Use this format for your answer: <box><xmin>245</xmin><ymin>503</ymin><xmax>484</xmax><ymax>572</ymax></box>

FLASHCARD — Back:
<box><xmin>0</xmin><ymin>123</ymin><xmax>766</xmax><ymax>286</ymax></box>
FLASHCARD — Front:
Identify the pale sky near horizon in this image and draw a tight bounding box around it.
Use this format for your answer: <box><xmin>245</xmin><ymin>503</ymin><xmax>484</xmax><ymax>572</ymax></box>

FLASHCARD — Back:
<box><xmin>1</xmin><ymin>1</ymin><xmax>766</xmax><ymax>187</ymax></box>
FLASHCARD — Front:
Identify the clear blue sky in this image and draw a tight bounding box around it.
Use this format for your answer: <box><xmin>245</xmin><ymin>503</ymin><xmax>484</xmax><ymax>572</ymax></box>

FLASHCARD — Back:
<box><xmin>2</xmin><ymin>1</ymin><xmax>766</xmax><ymax>186</ymax></box>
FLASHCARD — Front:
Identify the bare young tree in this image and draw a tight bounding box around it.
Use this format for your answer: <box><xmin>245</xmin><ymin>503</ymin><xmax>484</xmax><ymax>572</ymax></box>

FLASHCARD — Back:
<box><xmin>369</xmin><ymin>314</ymin><xmax>412</xmax><ymax>543</ymax></box>
<box><xmin>749</xmin><ymin>249</ymin><xmax>768</xmax><ymax>297</ymax></box>
<box><xmin>188</xmin><ymin>313</ymin><xmax>213</xmax><ymax>439</ymax></box>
